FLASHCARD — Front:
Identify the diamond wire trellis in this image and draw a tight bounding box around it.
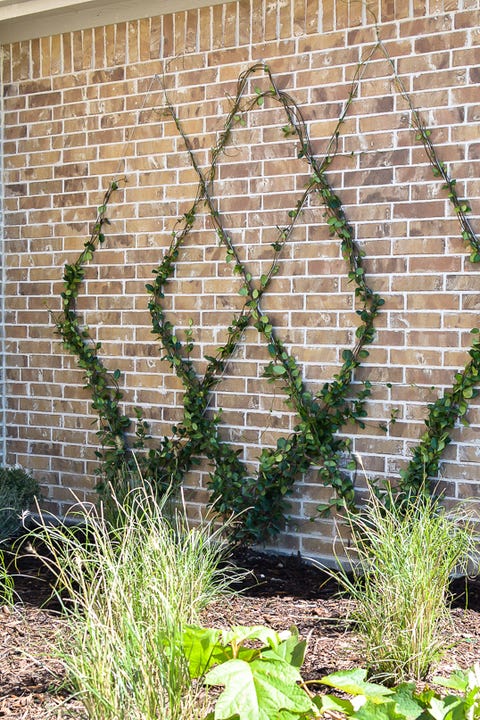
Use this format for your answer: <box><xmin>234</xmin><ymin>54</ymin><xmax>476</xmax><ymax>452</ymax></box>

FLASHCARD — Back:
<box><xmin>143</xmin><ymin>63</ymin><xmax>384</xmax><ymax>541</ymax></box>
<box><xmin>56</xmin><ymin>53</ymin><xmax>480</xmax><ymax>543</ymax></box>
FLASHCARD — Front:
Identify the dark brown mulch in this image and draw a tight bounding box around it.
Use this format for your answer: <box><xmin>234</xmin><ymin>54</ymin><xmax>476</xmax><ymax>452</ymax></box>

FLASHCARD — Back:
<box><xmin>1</xmin><ymin>547</ymin><xmax>480</xmax><ymax>719</ymax></box>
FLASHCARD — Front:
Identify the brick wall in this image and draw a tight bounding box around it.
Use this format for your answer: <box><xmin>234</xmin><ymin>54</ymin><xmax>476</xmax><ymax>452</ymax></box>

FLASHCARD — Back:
<box><xmin>2</xmin><ymin>0</ymin><xmax>480</xmax><ymax>560</ymax></box>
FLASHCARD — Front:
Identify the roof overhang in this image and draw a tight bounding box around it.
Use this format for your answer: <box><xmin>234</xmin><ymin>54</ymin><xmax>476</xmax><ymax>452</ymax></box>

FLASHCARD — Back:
<box><xmin>0</xmin><ymin>0</ymin><xmax>232</xmax><ymax>44</ymax></box>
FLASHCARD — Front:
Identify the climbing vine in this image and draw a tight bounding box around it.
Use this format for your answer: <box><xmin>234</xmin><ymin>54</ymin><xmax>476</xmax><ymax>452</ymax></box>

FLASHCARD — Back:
<box><xmin>56</xmin><ymin>178</ymin><xmax>134</xmax><ymax>498</ymax></box>
<box><xmin>374</xmin><ymin>36</ymin><xmax>480</xmax><ymax>497</ymax></box>
<box><xmin>56</xmin><ymin>41</ymin><xmax>480</xmax><ymax>542</ymax></box>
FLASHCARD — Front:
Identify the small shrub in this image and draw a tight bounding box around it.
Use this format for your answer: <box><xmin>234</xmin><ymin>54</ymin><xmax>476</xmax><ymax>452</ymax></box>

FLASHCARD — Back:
<box><xmin>330</xmin><ymin>491</ymin><xmax>479</xmax><ymax>684</ymax></box>
<box><xmin>0</xmin><ymin>466</ymin><xmax>39</xmax><ymax>542</ymax></box>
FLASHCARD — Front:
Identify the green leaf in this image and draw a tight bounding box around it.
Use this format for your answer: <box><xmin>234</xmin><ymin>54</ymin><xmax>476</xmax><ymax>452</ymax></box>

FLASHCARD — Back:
<box><xmin>427</xmin><ymin>695</ymin><xmax>464</xmax><ymax>720</ymax></box>
<box><xmin>221</xmin><ymin>626</ymin><xmax>283</xmax><ymax>648</ymax></box>
<box><xmin>432</xmin><ymin>670</ymin><xmax>469</xmax><ymax>693</ymax></box>
<box><xmin>262</xmin><ymin>627</ymin><xmax>306</xmax><ymax>669</ymax></box>
<box><xmin>320</xmin><ymin>669</ymin><xmax>393</xmax><ymax>702</ymax></box>
<box><xmin>354</xmin><ymin>699</ymin><xmax>398</xmax><ymax>720</ymax></box>
<box><xmin>205</xmin><ymin>656</ymin><xmax>314</xmax><ymax>720</ymax></box>
<box><xmin>390</xmin><ymin>684</ymin><xmax>424</xmax><ymax>720</ymax></box>
<box><xmin>181</xmin><ymin>625</ymin><xmax>230</xmax><ymax>678</ymax></box>
<box><xmin>272</xmin><ymin>365</ymin><xmax>287</xmax><ymax>376</ymax></box>
<box><xmin>315</xmin><ymin>694</ymin><xmax>354</xmax><ymax>716</ymax></box>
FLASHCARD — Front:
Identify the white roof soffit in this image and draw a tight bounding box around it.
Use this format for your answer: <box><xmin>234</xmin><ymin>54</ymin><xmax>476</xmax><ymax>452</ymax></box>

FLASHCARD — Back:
<box><xmin>0</xmin><ymin>0</ymin><xmax>233</xmax><ymax>44</ymax></box>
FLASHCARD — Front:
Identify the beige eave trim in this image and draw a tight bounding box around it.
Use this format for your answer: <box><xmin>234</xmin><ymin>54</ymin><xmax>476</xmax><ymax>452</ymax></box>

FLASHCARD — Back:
<box><xmin>0</xmin><ymin>0</ymin><xmax>233</xmax><ymax>44</ymax></box>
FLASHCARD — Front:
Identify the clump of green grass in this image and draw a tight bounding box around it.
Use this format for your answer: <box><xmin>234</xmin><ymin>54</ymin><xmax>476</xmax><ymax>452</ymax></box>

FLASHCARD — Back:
<box><xmin>32</xmin><ymin>483</ymin><xmax>243</xmax><ymax>720</ymax></box>
<box><xmin>333</xmin><ymin>491</ymin><xmax>478</xmax><ymax>684</ymax></box>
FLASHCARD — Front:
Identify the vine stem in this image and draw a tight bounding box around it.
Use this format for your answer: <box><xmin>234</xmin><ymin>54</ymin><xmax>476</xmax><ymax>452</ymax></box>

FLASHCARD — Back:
<box><xmin>375</xmin><ymin>32</ymin><xmax>480</xmax><ymax>258</ymax></box>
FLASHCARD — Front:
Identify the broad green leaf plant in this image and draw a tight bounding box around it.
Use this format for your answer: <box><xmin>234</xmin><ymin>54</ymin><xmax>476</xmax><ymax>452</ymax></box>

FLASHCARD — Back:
<box><xmin>182</xmin><ymin>624</ymin><xmax>480</xmax><ymax>720</ymax></box>
<box><xmin>316</xmin><ymin>665</ymin><xmax>480</xmax><ymax>720</ymax></box>
<box><xmin>182</xmin><ymin>624</ymin><xmax>316</xmax><ymax>720</ymax></box>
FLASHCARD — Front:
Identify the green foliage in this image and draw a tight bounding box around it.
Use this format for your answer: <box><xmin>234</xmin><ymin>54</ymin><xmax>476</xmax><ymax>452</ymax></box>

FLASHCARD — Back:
<box><xmin>56</xmin><ymin>50</ymin><xmax>480</xmax><ymax>543</ymax></box>
<box><xmin>373</xmin><ymin>35</ymin><xmax>480</xmax><ymax>498</ymax></box>
<box><xmin>171</xmin><ymin>621</ymin><xmax>480</xmax><ymax>720</ymax></box>
<box><xmin>182</xmin><ymin>624</ymin><xmax>316</xmax><ymax>720</ymax></box>
<box><xmin>179</xmin><ymin>623</ymin><xmax>480</xmax><ymax>720</ymax></box>
<box><xmin>56</xmin><ymin>62</ymin><xmax>384</xmax><ymax>542</ymax></box>
<box><xmin>0</xmin><ymin>465</ymin><xmax>38</xmax><ymax>604</ymax></box>
<box><xmin>316</xmin><ymin>665</ymin><xmax>480</xmax><ymax>720</ymax></box>
<box><xmin>0</xmin><ymin>466</ymin><xmax>39</xmax><ymax>542</ymax></box>
<box><xmin>433</xmin><ymin>665</ymin><xmax>480</xmax><ymax>719</ymax></box>
<box><xmin>328</xmin><ymin>491</ymin><xmax>478</xmax><ymax>684</ymax></box>
<box><xmin>400</xmin><ymin>329</ymin><xmax>480</xmax><ymax>497</ymax></box>
<box><xmin>55</xmin><ymin>179</ymin><xmax>135</xmax><ymax>500</ymax></box>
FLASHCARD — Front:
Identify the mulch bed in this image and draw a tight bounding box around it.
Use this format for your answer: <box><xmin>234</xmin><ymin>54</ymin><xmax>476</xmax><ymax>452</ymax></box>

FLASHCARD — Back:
<box><xmin>2</xmin><ymin>547</ymin><xmax>480</xmax><ymax>719</ymax></box>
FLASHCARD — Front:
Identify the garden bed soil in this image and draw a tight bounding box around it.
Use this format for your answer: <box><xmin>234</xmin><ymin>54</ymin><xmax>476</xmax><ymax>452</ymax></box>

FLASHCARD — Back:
<box><xmin>2</xmin><ymin>547</ymin><xmax>480</xmax><ymax>719</ymax></box>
